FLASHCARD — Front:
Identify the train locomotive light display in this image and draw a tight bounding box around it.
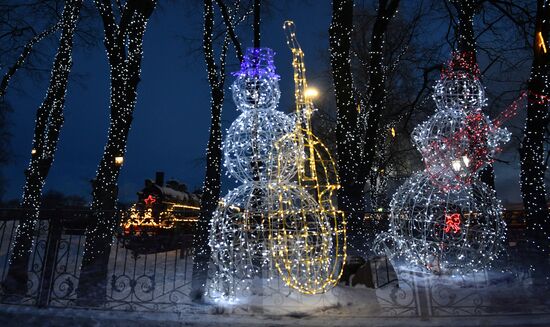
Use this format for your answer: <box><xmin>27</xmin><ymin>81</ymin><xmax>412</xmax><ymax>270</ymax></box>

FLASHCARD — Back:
<box><xmin>120</xmin><ymin>172</ymin><xmax>200</xmax><ymax>253</ymax></box>
<box><xmin>375</xmin><ymin>53</ymin><xmax>508</xmax><ymax>274</ymax></box>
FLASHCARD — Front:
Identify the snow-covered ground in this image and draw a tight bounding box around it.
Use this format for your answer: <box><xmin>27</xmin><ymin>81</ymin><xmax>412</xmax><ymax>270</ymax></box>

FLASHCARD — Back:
<box><xmin>2</xmin><ymin>220</ymin><xmax>550</xmax><ymax>326</ymax></box>
<box><xmin>2</xmin><ymin>256</ymin><xmax>550</xmax><ymax>326</ymax></box>
<box><xmin>1</xmin><ymin>300</ymin><xmax>550</xmax><ymax>327</ymax></box>
<box><xmin>209</xmin><ymin>267</ymin><xmax>550</xmax><ymax>318</ymax></box>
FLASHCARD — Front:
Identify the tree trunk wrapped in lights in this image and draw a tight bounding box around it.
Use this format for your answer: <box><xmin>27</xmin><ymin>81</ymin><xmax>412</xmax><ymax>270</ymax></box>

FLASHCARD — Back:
<box><xmin>76</xmin><ymin>0</ymin><xmax>157</xmax><ymax>305</ymax></box>
<box><xmin>359</xmin><ymin>0</ymin><xmax>400</xmax><ymax>255</ymax></box>
<box><xmin>329</xmin><ymin>0</ymin><xmax>361</xmax><ymax>259</ymax></box>
<box><xmin>520</xmin><ymin>0</ymin><xmax>550</xmax><ymax>251</ymax></box>
<box><xmin>190</xmin><ymin>0</ymin><xmax>245</xmax><ymax>303</ymax></box>
<box><xmin>4</xmin><ymin>0</ymin><xmax>82</xmax><ymax>295</ymax></box>
<box><xmin>329</xmin><ymin>0</ymin><xmax>400</xmax><ymax>258</ymax></box>
<box><xmin>451</xmin><ymin>0</ymin><xmax>497</xmax><ymax>189</ymax></box>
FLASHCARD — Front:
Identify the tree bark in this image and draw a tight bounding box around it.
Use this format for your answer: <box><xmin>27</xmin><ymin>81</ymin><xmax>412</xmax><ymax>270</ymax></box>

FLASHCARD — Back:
<box><xmin>451</xmin><ymin>0</ymin><xmax>497</xmax><ymax>189</ymax></box>
<box><xmin>329</xmin><ymin>0</ymin><xmax>400</xmax><ymax>258</ymax></box>
<box><xmin>520</xmin><ymin>0</ymin><xmax>550</xmax><ymax>250</ymax></box>
<box><xmin>76</xmin><ymin>0</ymin><xmax>156</xmax><ymax>305</ymax></box>
<box><xmin>329</xmin><ymin>0</ymin><xmax>364</xmax><ymax>256</ymax></box>
<box><xmin>0</xmin><ymin>23</ymin><xmax>60</xmax><ymax>100</ymax></box>
<box><xmin>190</xmin><ymin>0</ymin><xmax>232</xmax><ymax>302</ymax></box>
<box><xmin>360</xmin><ymin>0</ymin><xmax>400</xmax><ymax>255</ymax></box>
<box><xmin>4</xmin><ymin>0</ymin><xmax>82</xmax><ymax>295</ymax></box>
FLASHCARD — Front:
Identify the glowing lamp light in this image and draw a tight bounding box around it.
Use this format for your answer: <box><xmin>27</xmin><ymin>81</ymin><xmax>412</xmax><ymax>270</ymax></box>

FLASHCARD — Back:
<box><xmin>304</xmin><ymin>87</ymin><xmax>319</xmax><ymax>99</ymax></box>
<box><xmin>451</xmin><ymin>159</ymin><xmax>462</xmax><ymax>172</ymax></box>
<box><xmin>462</xmin><ymin>155</ymin><xmax>470</xmax><ymax>167</ymax></box>
<box><xmin>114</xmin><ymin>156</ymin><xmax>124</xmax><ymax>166</ymax></box>
<box><xmin>31</xmin><ymin>148</ymin><xmax>37</xmax><ymax>155</ymax></box>
<box><xmin>391</xmin><ymin>127</ymin><xmax>396</xmax><ymax>138</ymax></box>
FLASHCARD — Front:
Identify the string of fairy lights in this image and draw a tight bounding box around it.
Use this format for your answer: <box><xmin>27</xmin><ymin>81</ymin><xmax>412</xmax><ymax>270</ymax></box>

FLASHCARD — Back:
<box><xmin>519</xmin><ymin>0</ymin><xmax>550</xmax><ymax>253</ymax></box>
<box><xmin>266</xmin><ymin>21</ymin><xmax>345</xmax><ymax>295</ymax></box>
<box><xmin>328</xmin><ymin>0</ymin><xmax>365</xmax><ymax>260</ymax></box>
<box><xmin>79</xmin><ymin>0</ymin><xmax>157</xmax><ymax>265</ymax></box>
<box><xmin>10</xmin><ymin>0</ymin><xmax>83</xmax><ymax>266</ymax></box>
<box><xmin>0</xmin><ymin>23</ymin><xmax>61</xmax><ymax>99</ymax></box>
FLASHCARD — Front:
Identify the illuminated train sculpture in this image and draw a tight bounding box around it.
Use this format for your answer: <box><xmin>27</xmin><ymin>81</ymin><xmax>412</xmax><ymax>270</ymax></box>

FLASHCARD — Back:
<box><xmin>120</xmin><ymin>172</ymin><xmax>200</xmax><ymax>253</ymax></box>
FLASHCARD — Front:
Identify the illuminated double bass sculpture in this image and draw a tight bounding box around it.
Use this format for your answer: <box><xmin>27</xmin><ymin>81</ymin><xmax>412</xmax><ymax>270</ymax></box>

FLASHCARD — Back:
<box><xmin>268</xmin><ymin>21</ymin><xmax>346</xmax><ymax>294</ymax></box>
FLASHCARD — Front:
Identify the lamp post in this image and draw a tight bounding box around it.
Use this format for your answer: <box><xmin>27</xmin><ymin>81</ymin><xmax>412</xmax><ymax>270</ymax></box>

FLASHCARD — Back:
<box><xmin>304</xmin><ymin>87</ymin><xmax>319</xmax><ymax>99</ymax></box>
<box><xmin>114</xmin><ymin>156</ymin><xmax>124</xmax><ymax>167</ymax></box>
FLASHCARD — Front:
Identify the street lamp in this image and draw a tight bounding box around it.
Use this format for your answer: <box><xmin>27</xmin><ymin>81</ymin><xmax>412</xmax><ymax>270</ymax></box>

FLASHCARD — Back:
<box><xmin>114</xmin><ymin>156</ymin><xmax>124</xmax><ymax>167</ymax></box>
<box><xmin>304</xmin><ymin>87</ymin><xmax>319</xmax><ymax>99</ymax></box>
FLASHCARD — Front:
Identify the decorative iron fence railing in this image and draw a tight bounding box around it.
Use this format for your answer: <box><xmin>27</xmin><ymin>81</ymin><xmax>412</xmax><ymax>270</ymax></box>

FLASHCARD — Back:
<box><xmin>0</xmin><ymin>208</ymin><xmax>547</xmax><ymax>318</ymax></box>
<box><xmin>0</xmin><ymin>208</ymin><xmax>196</xmax><ymax>312</ymax></box>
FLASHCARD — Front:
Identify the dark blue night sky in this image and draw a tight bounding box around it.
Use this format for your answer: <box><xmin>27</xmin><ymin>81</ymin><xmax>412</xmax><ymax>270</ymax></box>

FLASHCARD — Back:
<box><xmin>3</xmin><ymin>1</ymin><xmax>334</xmax><ymax>203</ymax></box>
<box><xmin>3</xmin><ymin>1</ymin><xmax>526</xmax><ymax>206</ymax></box>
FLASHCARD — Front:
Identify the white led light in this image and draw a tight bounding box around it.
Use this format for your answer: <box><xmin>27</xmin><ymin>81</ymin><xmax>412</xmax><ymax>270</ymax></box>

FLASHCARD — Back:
<box><xmin>209</xmin><ymin>48</ymin><xmax>296</xmax><ymax>301</ymax></box>
<box><xmin>452</xmin><ymin>159</ymin><xmax>462</xmax><ymax>172</ymax></box>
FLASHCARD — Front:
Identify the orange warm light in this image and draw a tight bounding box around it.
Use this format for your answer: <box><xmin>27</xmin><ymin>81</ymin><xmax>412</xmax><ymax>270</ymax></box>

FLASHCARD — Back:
<box><xmin>537</xmin><ymin>32</ymin><xmax>547</xmax><ymax>54</ymax></box>
<box><xmin>114</xmin><ymin>156</ymin><xmax>124</xmax><ymax>166</ymax></box>
<box><xmin>122</xmin><ymin>202</ymin><xmax>200</xmax><ymax>233</ymax></box>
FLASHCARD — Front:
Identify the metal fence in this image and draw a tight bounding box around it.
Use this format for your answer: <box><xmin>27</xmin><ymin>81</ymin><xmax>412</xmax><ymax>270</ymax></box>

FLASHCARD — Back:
<box><xmin>0</xmin><ymin>208</ymin><xmax>548</xmax><ymax>318</ymax></box>
<box><xmin>0</xmin><ymin>210</ymin><xmax>50</xmax><ymax>306</ymax></box>
<box><xmin>0</xmin><ymin>209</ymin><xmax>195</xmax><ymax>311</ymax></box>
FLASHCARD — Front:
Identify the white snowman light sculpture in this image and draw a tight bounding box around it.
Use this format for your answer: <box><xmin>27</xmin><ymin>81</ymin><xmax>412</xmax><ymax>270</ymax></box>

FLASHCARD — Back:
<box><xmin>376</xmin><ymin>52</ymin><xmax>509</xmax><ymax>274</ymax></box>
<box><xmin>208</xmin><ymin>48</ymin><xmax>296</xmax><ymax>300</ymax></box>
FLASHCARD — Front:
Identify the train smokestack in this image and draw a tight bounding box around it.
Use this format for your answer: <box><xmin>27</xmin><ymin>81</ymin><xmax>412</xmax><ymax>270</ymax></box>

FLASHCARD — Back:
<box><xmin>155</xmin><ymin>171</ymin><xmax>165</xmax><ymax>187</ymax></box>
